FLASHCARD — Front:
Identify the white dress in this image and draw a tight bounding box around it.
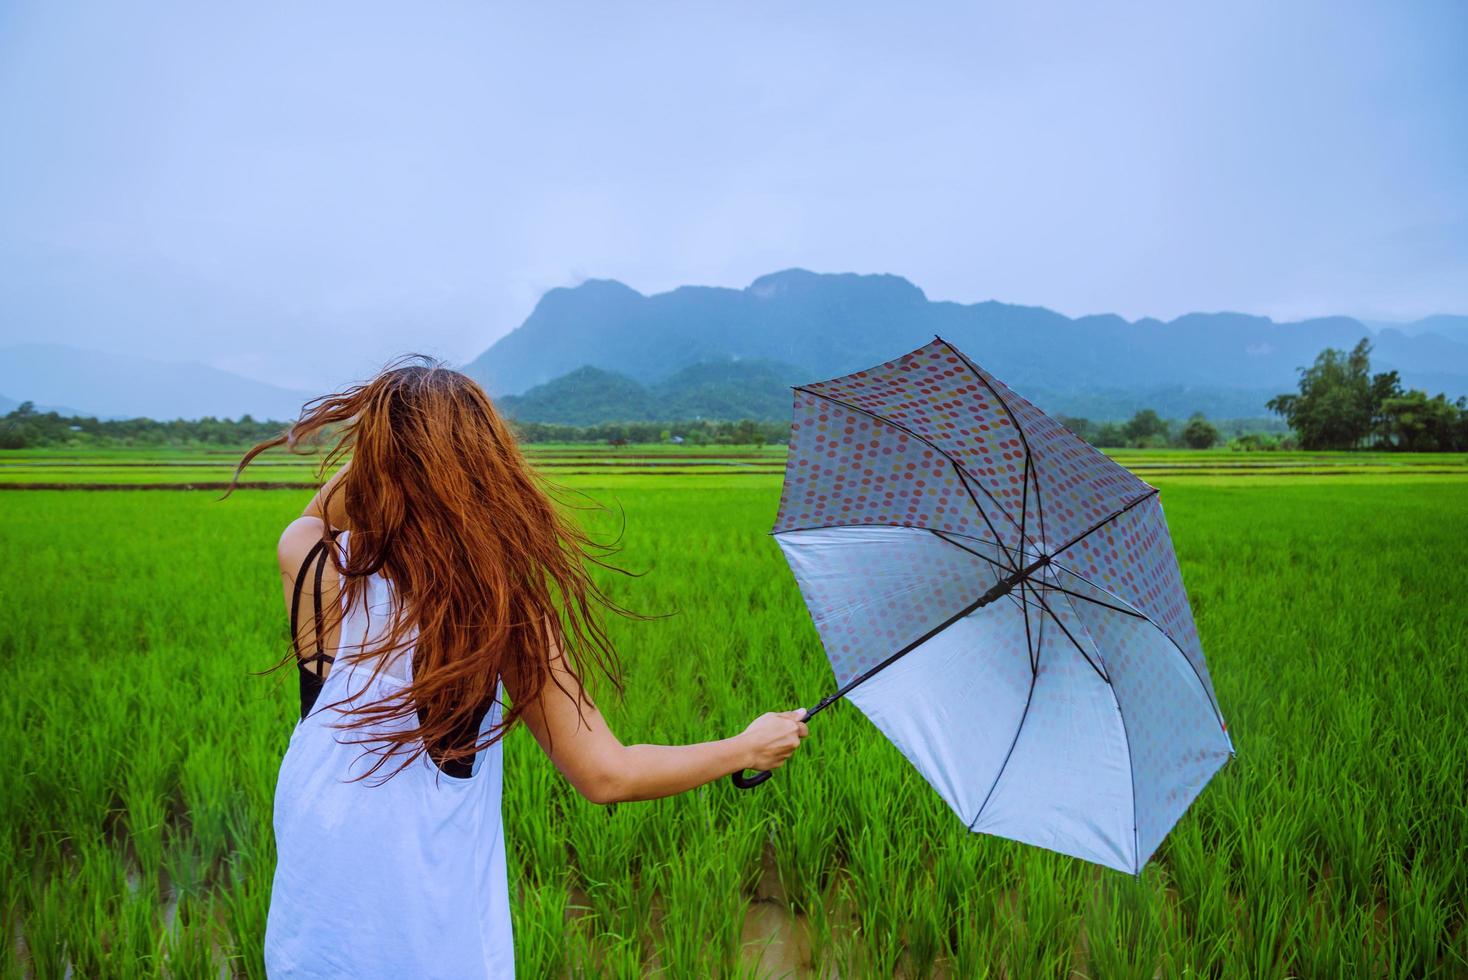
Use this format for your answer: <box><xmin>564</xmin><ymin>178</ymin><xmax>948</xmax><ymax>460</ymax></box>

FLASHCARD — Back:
<box><xmin>264</xmin><ymin>531</ymin><xmax>515</xmax><ymax>978</ymax></box>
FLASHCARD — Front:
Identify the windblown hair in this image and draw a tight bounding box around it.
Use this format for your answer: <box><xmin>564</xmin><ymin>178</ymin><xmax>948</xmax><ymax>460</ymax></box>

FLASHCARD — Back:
<box><xmin>231</xmin><ymin>355</ymin><xmax>627</xmax><ymax>781</ymax></box>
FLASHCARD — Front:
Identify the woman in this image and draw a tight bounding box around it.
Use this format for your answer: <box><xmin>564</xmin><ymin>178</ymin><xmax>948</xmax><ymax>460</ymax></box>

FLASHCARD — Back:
<box><xmin>233</xmin><ymin>358</ymin><xmax>809</xmax><ymax>978</ymax></box>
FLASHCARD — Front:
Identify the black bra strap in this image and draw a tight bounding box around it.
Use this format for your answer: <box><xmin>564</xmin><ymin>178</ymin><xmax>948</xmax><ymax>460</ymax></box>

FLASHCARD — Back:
<box><xmin>289</xmin><ymin>536</ymin><xmax>337</xmax><ymax>670</ymax></box>
<box><xmin>312</xmin><ymin>541</ymin><xmax>330</xmax><ymax>666</ymax></box>
<box><xmin>287</xmin><ymin>531</ymin><xmax>489</xmax><ymax>777</ymax></box>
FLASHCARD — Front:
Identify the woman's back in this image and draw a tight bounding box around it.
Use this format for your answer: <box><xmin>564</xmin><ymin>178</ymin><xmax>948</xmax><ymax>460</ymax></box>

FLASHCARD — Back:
<box><xmin>264</xmin><ymin>530</ymin><xmax>514</xmax><ymax>979</ymax></box>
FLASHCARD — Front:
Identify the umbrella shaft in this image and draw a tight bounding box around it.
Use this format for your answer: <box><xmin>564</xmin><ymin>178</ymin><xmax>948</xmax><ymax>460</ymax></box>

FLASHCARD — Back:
<box><xmin>980</xmin><ymin>554</ymin><xmax>1050</xmax><ymax>606</ymax></box>
<box><xmin>804</xmin><ymin>553</ymin><xmax>1050</xmax><ymax>721</ymax></box>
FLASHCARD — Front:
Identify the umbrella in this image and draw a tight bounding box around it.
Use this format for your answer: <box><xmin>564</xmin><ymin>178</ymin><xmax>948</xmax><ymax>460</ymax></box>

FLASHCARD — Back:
<box><xmin>734</xmin><ymin>338</ymin><xmax>1234</xmax><ymax>875</ymax></box>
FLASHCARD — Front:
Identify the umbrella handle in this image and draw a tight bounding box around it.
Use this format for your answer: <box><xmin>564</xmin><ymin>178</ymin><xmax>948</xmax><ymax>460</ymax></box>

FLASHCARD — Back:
<box><xmin>730</xmin><ymin>705</ymin><xmax>820</xmax><ymax>790</ymax></box>
<box><xmin>730</xmin><ymin>768</ymin><xmax>774</xmax><ymax>790</ymax></box>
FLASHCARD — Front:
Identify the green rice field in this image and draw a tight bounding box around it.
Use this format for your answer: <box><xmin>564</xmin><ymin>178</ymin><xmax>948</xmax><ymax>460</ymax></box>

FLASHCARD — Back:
<box><xmin>1</xmin><ymin>446</ymin><xmax>1465</xmax><ymax>977</ymax></box>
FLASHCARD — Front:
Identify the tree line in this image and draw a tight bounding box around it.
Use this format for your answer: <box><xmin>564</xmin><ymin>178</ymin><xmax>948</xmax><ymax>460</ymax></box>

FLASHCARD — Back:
<box><xmin>0</xmin><ymin>401</ymin><xmax>1294</xmax><ymax>452</ymax></box>
<box><xmin>0</xmin><ymin>403</ymin><xmax>286</xmax><ymax>450</ymax></box>
<box><xmin>507</xmin><ymin>419</ymin><xmax>790</xmax><ymax>446</ymax></box>
<box><xmin>0</xmin><ymin>401</ymin><xmax>1278</xmax><ymax>451</ymax></box>
<box><xmin>1266</xmin><ymin>338</ymin><xmax>1468</xmax><ymax>451</ymax></box>
<box><xmin>0</xmin><ymin>403</ymin><xmax>792</xmax><ymax>450</ymax></box>
<box><xmin>1055</xmin><ymin>412</ymin><xmax>1279</xmax><ymax>451</ymax></box>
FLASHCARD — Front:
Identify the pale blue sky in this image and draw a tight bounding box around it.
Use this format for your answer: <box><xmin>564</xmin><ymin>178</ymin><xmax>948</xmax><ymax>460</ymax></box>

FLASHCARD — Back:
<box><xmin>1</xmin><ymin>1</ymin><xmax>1464</xmax><ymax>390</ymax></box>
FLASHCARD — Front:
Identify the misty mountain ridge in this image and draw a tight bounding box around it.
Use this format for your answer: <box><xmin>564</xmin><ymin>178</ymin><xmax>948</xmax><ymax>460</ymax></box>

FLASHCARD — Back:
<box><xmin>0</xmin><ymin>344</ymin><xmax>313</xmax><ymax>422</ymax></box>
<box><xmin>0</xmin><ymin>393</ymin><xmax>88</xmax><ymax>417</ymax></box>
<box><xmin>467</xmin><ymin>269</ymin><xmax>1468</xmax><ymax>421</ymax></box>
<box><xmin>1362</xmin><ymin>314</ymin><xmax>1468</xmax><ymax>346</ymax></box>
<box><xmin>3</xmin><ymin>271</ymin><xmax>1465</xmax><ymax>423</ymax></box>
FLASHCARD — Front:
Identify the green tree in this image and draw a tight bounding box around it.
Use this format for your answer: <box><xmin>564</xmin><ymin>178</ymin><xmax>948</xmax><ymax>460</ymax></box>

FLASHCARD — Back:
<box><xmin>1092</xmin><ymin>422</ymin><xmax>1127</xmax><ymax>448</ymax></box>
<box><xmin>1368</xmin><ymin>369</ymin><xmax>1404</xmax><ymax>443</ymax></box>
<box><xmin>1267</xmin><ymin>337</ymin><xmax>1468</xmax><ymax>451</ymax></box>
<box><xmin>1122</xmin><ymin>409</ymin><xmax>1167</xmax><ymax>447</ymax></box>
<box><xmin>730</xmin><ymin>419</ymin><xmax>764</xmax><ymax>445</ymax></box>
<box><xmin>1377</xmin><ymin>390</ymin><xmax>1461</xmax><ymax>451</ymax></box>
<box><xmin>1267</xmin><ymin>338</ymin><xmax>1384</xmax><ymax>449</ymax></box>
<box><xmin>1180</xmin><ymin>413</ymin><xmax>1220</xmax><ymax>449</ymax></box>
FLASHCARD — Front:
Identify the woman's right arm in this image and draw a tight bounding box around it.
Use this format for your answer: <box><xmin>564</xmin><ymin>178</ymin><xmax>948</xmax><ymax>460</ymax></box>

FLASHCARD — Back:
<box><xmin>504</xmin><ymin>635</ymin><xmax>809</xmax><ymax>804</ymax></box>
<box><xmin>302</xmin><ymin>460</ymin><xmax>350</xmax><ymax>527</ymax></box>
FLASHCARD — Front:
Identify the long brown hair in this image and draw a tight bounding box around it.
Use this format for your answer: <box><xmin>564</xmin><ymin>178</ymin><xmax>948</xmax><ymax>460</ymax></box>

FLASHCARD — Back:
<box><xmin>232</xmin><ymin>355</ymin><xmax>627</xmax><ymax>781</ymax></box>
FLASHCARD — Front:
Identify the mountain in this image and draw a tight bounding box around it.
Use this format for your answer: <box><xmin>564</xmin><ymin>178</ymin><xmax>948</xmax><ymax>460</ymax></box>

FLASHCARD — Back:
<box><xmin>653</xmin><ymin>359</ymin><xmax>806</xmax><ymax>420</ymax></box>
<box><xmin>1364</xmin><ymin>315</ymin><xmax>1468</xmax><ymax>346</ymax></box>
<box><xmin>499</xmin><ymin>366</ymin><xmax>655</xmax><ymax>425</ymax></box>
<box><xmin>499</xmin><ymin>358</ymin><xmax>804</xmax><ymax>424</ymax></box>
<box><xmin>0</xmin><ymin>344</ymin><xmax>313</xmax><ymax>421</ymax></box>
<box><xmin>0</xmin><ymin>394</ymin><xmax>15</xmax><ymax>414</ymax></box>
<box><xmin>466</xmin><ymin>270</ymin><xmax>1468</xmax><ymax>419</ymax></box>
<box><xmin>465</xmin><ymin>271</ymin><xmax>933</xmax><ymax>394</ymax></box>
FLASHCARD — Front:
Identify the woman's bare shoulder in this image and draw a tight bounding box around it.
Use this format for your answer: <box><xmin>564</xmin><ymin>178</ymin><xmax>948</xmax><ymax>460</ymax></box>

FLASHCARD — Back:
<box><xmin>277</xmin><ymin>515</ymin><xmax>331</xmax><ymax>577</ymax></box>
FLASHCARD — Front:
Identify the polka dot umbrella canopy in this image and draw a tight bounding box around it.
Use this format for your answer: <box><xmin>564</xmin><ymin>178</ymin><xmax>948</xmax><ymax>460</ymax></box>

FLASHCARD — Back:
<box><xmin>732</xmin><ymin>338</ymin><xmax>1234</xmax><ymax>875</ymax></box>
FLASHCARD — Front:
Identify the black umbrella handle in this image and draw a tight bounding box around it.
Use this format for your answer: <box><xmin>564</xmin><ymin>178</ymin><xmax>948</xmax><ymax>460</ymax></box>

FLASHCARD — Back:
<box><xmin>729</xmin><ymin>704</ymin><xmax>827</xmax><ymax>791</ymax></box>
<box><xmin>731</xmin><ymin>768</ymin><xmax>775</xmax><ymax>789</ymax></box>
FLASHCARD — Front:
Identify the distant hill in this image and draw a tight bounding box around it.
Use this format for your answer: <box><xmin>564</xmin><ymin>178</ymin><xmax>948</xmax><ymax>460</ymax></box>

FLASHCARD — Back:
<box><xmin>1364</xmin><ymin>314</ymin><xmax>1468</xmax><ymax>346</ymax></box>
<box><xmin>0</xmin><ymin>344</ymin><xmax>312</xmax><ymax>421</ymax></box>
<box><xmin>466</xmin><ymin>269</ymin><xmax>1468</xmax><ymax>419</ymax></box>
<box><xmin>653</xmin><ymin>359</ymin><xmax>805</xmax><ymax>420</ymax></box>
<box><xmin>499</xmin><ymin>358</ymin><xmax>804</xmax><ymax>424</ymax></box>
<box><xmin>500</xmin><ymin>367</ymin><xmax>654</xmax><ymax>425</ymax></box>
<box><xmin>0</xmin><ymin>393</ymin><xmax>89</xmax><ymax>417</ymax></box>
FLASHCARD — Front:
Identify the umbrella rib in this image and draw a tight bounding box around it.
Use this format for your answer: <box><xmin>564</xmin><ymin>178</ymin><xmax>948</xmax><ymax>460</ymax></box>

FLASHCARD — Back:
<box><xmin>1050</xmin><ymin>580</ymin><xmax>1145</xmax><ymax>874</ymax></box>
<box><xmin>1027</xmin><ymin>588</ymin><xmax>1111</xmax><ymax>684</ymax></box>
<box><xmin>940</xmin><ymin>337</ymin><xmax>1033</xmax><ymax>457</ymax></box>
<box><xmin>803</xmin><ymin>554</ymin><xmax>1050</xmax><ymax>720</ymax></box>
<box><xmin>1030</xmin><ymin>578</ymin><xmax>1147</xmax><ymax>620</ymax></box>
<box><xmin>929</xmin><ymin>529</ymin><xmax>1033</xmax><ymax>579</ymax></box>
<box><xmin>1019</xmin><ymin>453</ymin><xmax>1031</xmax><ymax>558</ymax></box>
<box><xmin>1026</xmin><ymin>456</ymin><xmax>1046</xmax><ymax>559</ymax></box>
<box><xmin>794</xmin><ymin>385</ymin><xmax>1029</xmax><ymax>570</ymax></box>
<box><xmin>776</xmin><ymin>525</ymin><xmax>1023</xmax><ymax>593</ymax></box>
<box><xmin>1046</xmin><ymin>572</ymin><xmax>1166</xmax><ymax>870</ymax></box>
<box><xmin>969</xmin><ymin>588</ymin><xmax>1042</xmax><ymax>830</ymax></box>
<box><xmin>954</xmin><ymin>472</ymin><xmax>1024</xmax><ymax>573</ymax></box>
<box><xmin>936</xmin><ymin>534</ymin><xmax>1061</xmax><ymax>622</ymax></box>
<box><xmin>1050</xmin><ymin>489</ymin><xmax>1159</xmax><ymax>558</ymax></box>
<box><xmin>1020</xmin><ymin>573</ymin><xmax>1037</xmax><ymax>675</ymax></box>
<box><xmin>1115</xmin><ymin>689</ymin><xmax>1142</xmax><ymax>875</ymax></box>
<box><xmin>1047</xmin><ymin>493</ymin><xmax>1228</xmax><ymax>732</ymax></box>
<box><xmin>940</xmin><ymin>337</ymin><xmax>1049</xmax><ymax>550</ymax></box>
<box><xmin>1079</xmin><ymin>602</ymin><xmax>1142</xmax><ymax>875</ymax></box>
<box><xmin>778</xmin><ymin>520</ymin><xmax>1004</xmax><ymax>539</ymax></box>
<box><xmin>1047</xmin><ymin>559</ymin><xmax>1229</xmax><ymax>733</ymax></box>
<box><xmin>1047</xmin><ymin>581</ymin><xmax>1119</xmax><ymax>674</ymax></box>
<box><xmin>1026</xmin><ymin>586</ymin><xmax>1142</xmax><ymax>869</ymax></box>
<box><xmin>778</xmin><ymin>524</ymin><xmax>1033</xmax><ymax>613</ymax></box>
<box><xmin>1032</xmin><ymin>457</ymin><xmax>1047</xmax><ymax>558</ymax></box>
<box><xmin>1001</xmin><ymin>587</ymin><xmax>1049</xmax><ymax>616</ymax></box>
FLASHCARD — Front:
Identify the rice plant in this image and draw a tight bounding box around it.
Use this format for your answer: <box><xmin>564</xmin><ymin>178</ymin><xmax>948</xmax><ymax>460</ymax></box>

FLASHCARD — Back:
<box><xmin>0</xmin><ymin>448</ymin><xmax>1464</xmax><ymax>976</ymax></box>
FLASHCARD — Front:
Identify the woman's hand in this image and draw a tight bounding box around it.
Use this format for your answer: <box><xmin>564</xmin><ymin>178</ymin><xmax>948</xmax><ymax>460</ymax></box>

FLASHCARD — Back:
<box><xmin>737</xmin><ymin>709</ymin><xmax>810</xmax><ymax>772</ymax></box>
<box><xmin>510</xmin><ymin>628</ymin><xmax>817</xmax><ymax>803</ymax></box>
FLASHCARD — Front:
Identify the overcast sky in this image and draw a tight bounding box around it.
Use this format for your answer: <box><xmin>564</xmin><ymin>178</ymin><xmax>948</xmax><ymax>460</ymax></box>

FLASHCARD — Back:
<box><xmin>1</xmin><ymin>1</ymin><xmax>1464</xmax><ymax>391</ymax></box>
